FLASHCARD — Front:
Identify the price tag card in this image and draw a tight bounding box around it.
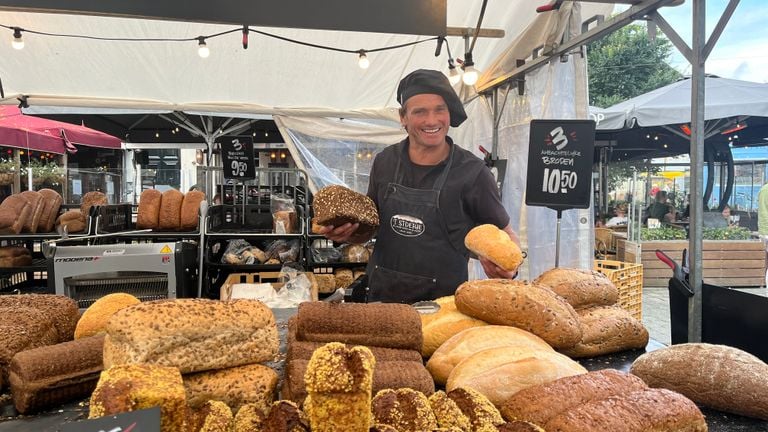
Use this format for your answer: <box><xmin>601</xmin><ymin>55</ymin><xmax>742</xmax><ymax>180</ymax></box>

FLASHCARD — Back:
<box><xmin>61</xmin><ymin>406</ymin><xmax>161</xmax><ymax>432</ymax></box>
<box><xmin>221</xmin><ymin>136</ymin><xmax>256</xmax><ymax>180</ymax></box>
<box><xmin>525</xmin><ymin>119</ymin><xmax>595</xmax><ymax>211</ymax></box>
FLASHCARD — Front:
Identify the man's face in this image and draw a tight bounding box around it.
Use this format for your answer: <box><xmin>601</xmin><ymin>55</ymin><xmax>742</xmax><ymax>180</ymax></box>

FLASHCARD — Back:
<box><xmin>400</xmin><ymin>93</ymin><xmax>450</xmax><ymax>149</ymax></box>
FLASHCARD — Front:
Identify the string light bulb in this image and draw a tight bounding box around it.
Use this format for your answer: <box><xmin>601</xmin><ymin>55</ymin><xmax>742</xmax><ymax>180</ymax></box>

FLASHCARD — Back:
<box><xmin>197</xmin><ymin>37</ymin><xmax>210</xmax><ymax>58</ymax></box>
<box><xmin>357</xmin><ymin>50</ymin><xmax>370</xmax><ymax>69</ymax></box>
<box><xmin>461</xmin><ymin>52</ymin><xmax>478</xmax><ymax>86</ymax></box>
<box><xmin>11</xmin><ymin>27</ymin><xmax>24</xmax><ymax>50</ymax></box>
<box><xmin>447</xmin><ymin>59</ymin><xmax>462</xmax><ymax>86</ymax></box>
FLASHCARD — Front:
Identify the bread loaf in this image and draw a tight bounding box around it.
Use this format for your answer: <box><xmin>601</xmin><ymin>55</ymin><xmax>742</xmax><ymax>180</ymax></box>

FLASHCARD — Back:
<box><xmin>103</xmin><ymin>299</ymin><xmax>279</xmax><ymax>374</ymax></box>
<box><xmin>56</xmin><ymin>209</ymin><xmax>86</xmax><ymax>233</ymax></box>
<box><xmin>312</xmin><ymin>185</ymin><xmax>379</xmax><ymax>244</ymax></box>
<box><xmin>136</xmin><ymin>188</ymin><xmax>162</xmax><ymax>229</ymax></box>
<box><xmin>314</xmin><ymin>274</ymin><xmax>336</xmax><ymax>294</ymax></box>
<box><xmin>74</xmin><ymin>292</ymin><xmax>141</xmax><ymax>339</ymax></box>
<box><xmin>295</xmin><ymin>302</ymin><xmax>422</xmax><ymax>351</ymax></box>
<box><xmin>180</xmin><ymin>190</ymin><xmax>205</xmax><ymax>230</ymax></box>
<box><xmin>0</xmin><ymin>194</ymin><xmax>31</xmax><ymax>234</ymax></box>
<box><xmin>500</xmin><ymin>369</ymin><xmax>648</xmax><ymax>425</ymax></box>
<box><xmin>464</xmin><ymin>224</ymin><xmax>523</xmax><ymax>272</ymax></box>
<box><xmin>262</xmin><ymin>400</ymin><xmax>310</xmax><ymax>432</ymax></box>
<box><xmin>287</xmin><ymin>340</ymin><xmax>422</xmax><ymax>364</ymax></box>
<box><xmin>372</xmin><ymin>388</ymin><xmax>438</xmax><ymax>432</ymax></box>
<box><xmin>90</xmin><ymin>364</ymin><xmax>186</xmax><ymax>432</ymax></box>
<box><xmin>80</xmin><ymin>191</ymin><xmax>107</xmax><ymax>217</ymax></box>
<box><xmin>446</xmin><ymin>387</ymin><xmax>504</xmax><ymax>430</ymax></box>
<box><xmin>428</xmin><ymin>391</ymin><xmax>471</xmax><ymax>431</ymax></box>
<box><xmin>421</xmin><ymin>296</ymin><xmax>488</xmax><ymax>358</ymax></box>
<box><xmin>184</xmin><ymin>363</ymin><xmax>278</xmax><ymax>414</ymax></box>
<box><xmin>158</xmin><ymin>188</ymin><xmax>184</xmax><ymax>230</ymax></box>
<box><xmin>0</xmin><ymin>246</ymin><xmax>32</xmax><ymax>268</ymax></box>
<box><xmin>304</xmin><ymin>342</ymin><xmax>375</xmax><ymax>432</ymax></box>
<box><xmin>560</xmin><ymin>306</ymin><xmax>649</xmax><ymax>358</ymax></box>
<box><xmin>19</xmin><ymin>190</ymin><xmax>43</xmax><ymax>233</ymax></box>
<box><xmin>455</xmin><ymin>279</ymin><xmax>581</xmax><ymax>349</ymax></box>
<box><xmin>426</xmin><ymin>325</ymin><xmax>553</xmax><ymax>386</ymax></box>
<box><xmin>334</xmin><ymin>268</ymin><xmax>354</xmax><ymax>289</ymax></box>
<box><xmin>497</xmin><ymin>421</ymin><xmax>545</xmax><ymax>431</ymax></box>
<box><xmin>533</xmin><ymin>267</ymin><xmax>618</xmax><ymax>309</ymax></box>
<box><xmin>543</xmin><ymin>388</ymin><xmax>707</xmax><ymax>432</ymax></box>
<box><xmin>233</xmin><ymin>403</ymin><xmax>266</xmax><ymax>432</ymax></box>
<box><xmin>273</xmin><ymin>209</ymin><xmax>298</xmax><ymax>234</ymax></box>
<box><xmin>185</xmin><ymin>400</ymin><xmax>233</xmax><ymax>432</ymax></box>
<box><xmin>447</xmin><ymin>346</ymin><xmax>587</xmax><ymax>407</ymax></box>
<box><xmin>9</xmin><ymin>335</ymin><xmax>104</xmax><ymax>414</ymax></box>
<box><xmin>37</xmin><ymin>189</ymin><xmax>63</xmax><ymax>232</ymax></box>
<box><xmin>631</xmin><ymin>342</ymin><xmax>768</xmax><ymax>420</ymax></box>
<box><xmin>0</xmin><ymin>294</ymin><xmax>79</xmax><ymax>341</ymax></box>
<box><xmin>0</xmin><ymin>307</ymin><xmax>59</xmax><ymax>386</ymax></box>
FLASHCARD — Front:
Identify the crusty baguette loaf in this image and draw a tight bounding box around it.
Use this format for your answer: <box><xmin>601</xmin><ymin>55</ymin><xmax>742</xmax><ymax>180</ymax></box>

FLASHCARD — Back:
<box><xmin>74</xmin><ymin>293</ymin><xmax>141</xmax><ymax>339</ymax></box>
<box><xmin>184</xmin><ymin>363</ymin><xmax>278</xmax><ymax>414</ymax></box>
<box><xmin>37</xmin><ymin>189</ymin><xmax>63</xmax><ymax>233</ymax></box>
<box><xmin>500</xmin><ymin>369</ymin><xmax>648</xmax><ymax>425</ymax></box>
<box><xmin>312</xmin><ymin>185</ymin><xmax>379</xmax><ymax>244</ymax></box>
<box><xmin>464</xmin><ymin>224</ymin><xmax>523</xmax><ymax>272</ymax></box>
<box><xmin>180</xmin><ymin>190</ymin><xmax>205</xmax><ymax>231</ymax></box>
<box><xmin>446</xmin><ymin>346</ymin><xmax>587</xmax><ymax>407</ymax></box>
<box><xmin>533</xmin><ymin>267</ymin><xmax>618</xmax><ymax>309</ymax></box>
<box><xmin>455</xmin><ymin>279</ymin><xmax>581</xmax><ymax>349</ymax></box>
<box><xmin>103</xmin><ymin>299</ymin><xmax>279</xmax><ymax>374</ymax></box>
<box><xmin>19</xmin><ymin>190</ymin><xmax>43</xmax><ymax>233</ymax></box>
<box><xmin>136</xmin><ymin>188</ymin><xmax>162</xmax><ymax>229</ymax></box>
<box><xmin>543</xmin><ymin>388</ymin><xmax>707</xmax><ymax>432</ymax></box>
<box><xmin>560</xmin><ymin>306</ymin><xmax>649</xmax><ymax>358</ymax></box>
<box><xmin>158</xmin><ymin>189</ymin><xmax>184</xmax><ymax>231</ymax></box>
<box><xmin>426</xmin><ymin>325</ymin><xmax>553</xmax><ymax>386</ymax></box>
<box><xmin>631</xmin><ymin>343</ymin><xmax>768</xmax><ymax>420</ymax></box>
<box><xmin>421</xmin><ymin>296</ymin><xmax>488</xmax><ymax>358</ymax></box>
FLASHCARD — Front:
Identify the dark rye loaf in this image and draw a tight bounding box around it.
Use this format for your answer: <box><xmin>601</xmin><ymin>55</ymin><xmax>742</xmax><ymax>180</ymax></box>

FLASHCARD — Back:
<box><xmin>312</xmin><ymin>184</ymin><xmax>378</xmax><ymax>244</ymax></box>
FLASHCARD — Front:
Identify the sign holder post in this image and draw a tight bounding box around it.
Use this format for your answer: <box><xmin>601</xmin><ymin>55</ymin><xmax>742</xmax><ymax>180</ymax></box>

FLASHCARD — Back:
<box><xmin>525</xmin><ymin>119</ymin><xmax>596</xmax><ymax>268</ymax></box>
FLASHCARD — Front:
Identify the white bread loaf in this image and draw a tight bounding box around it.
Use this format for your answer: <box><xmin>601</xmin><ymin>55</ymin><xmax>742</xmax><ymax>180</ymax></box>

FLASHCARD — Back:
<box><xmin>631</xmin><ymin>343</ymin><xmax>768</xmax><ymax>420</ymax></box>
<box><xmin>464</xmin><ymin>224</ymin><xmax>523</xmax><ymax>272</ymax></box>
<box><xmin>560</xmin><ymin>306</ymin><xmax>649</xmax><ymax>358</ymax></box>
<box><xmin>103</xmin><ymin>299</ymin><xmax>279</xmax><ymax>374</ymax></box>
<box><xmin>533</xmin><ymin>267</ymin><xmax>618</xmax><ymax>309</ymax></box>
<box><xmin>420</xmin><ymin>296</ymin><xmax>488</xmax><ymax>358</ymax></box>
<box><xmin>446</xmin><ymin>346</ymin><xmax>587</xmax><ymax>407</ymax></box>
<box><xmin>426</xmin><ymin>325</ymin><xmax>553</xmax><ymax>386</ymax></box>
<box><xmin>455</xmin><ymin>279</ymin><xmax>581</xmax><ymax>349</ymax></box>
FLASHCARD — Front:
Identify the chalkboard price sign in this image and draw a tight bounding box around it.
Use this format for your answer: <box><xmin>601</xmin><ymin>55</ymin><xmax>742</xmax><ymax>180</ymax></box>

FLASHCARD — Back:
<box><xmin>525</xmin><ymin>119</ymin><xmax>595</xmax><ymax>211</ymax></box>
<box><xmin>221</xmin><ymin>136</ymin><xmax>256</xmax><ymax>180</ymax></box>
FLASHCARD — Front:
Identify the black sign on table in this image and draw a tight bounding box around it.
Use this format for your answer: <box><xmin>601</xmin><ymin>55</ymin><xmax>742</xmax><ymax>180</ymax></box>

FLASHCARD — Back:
<box><xmin>221</xmin><ymin>136</ymin><xmax>256</xmax><ymax>180</ymax></box>
<box><xmin>525</xmin><ymin>119</ymin><xmax>595</xmax><ymax>211</ymax></box>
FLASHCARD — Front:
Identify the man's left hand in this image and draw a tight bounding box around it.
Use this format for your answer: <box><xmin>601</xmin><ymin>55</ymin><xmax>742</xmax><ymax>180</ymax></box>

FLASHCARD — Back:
<box><xmin>479</xmin><ymin>256</ymin><xmax>518</xmax><ymax>279</ymax></box>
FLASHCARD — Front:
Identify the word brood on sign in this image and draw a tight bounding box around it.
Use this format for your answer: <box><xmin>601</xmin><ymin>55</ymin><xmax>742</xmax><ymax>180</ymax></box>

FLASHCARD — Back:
<box><xmin>526</xmin><ymin>120</ymin><xmax>595</xmax><ymax>211</ymax></box>
<box><xmin>220</xmin><ymin>136</ymin><xmax>256</xmax><ymax>180</ymax></box>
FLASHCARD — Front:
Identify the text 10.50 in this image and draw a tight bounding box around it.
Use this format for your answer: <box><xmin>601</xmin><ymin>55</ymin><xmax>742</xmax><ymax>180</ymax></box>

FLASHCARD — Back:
<box><xmin>542</xmin><ymin>168</ymin><xmax>577</xmax><ymax>194</ymax></box>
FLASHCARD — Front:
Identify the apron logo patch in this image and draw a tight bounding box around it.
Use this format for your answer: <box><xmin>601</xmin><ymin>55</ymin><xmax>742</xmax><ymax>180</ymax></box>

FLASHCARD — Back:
<box><xmin>390</xmin><ymin>214</ymin><xmax>425</xmax><ymax>237</ymax></box>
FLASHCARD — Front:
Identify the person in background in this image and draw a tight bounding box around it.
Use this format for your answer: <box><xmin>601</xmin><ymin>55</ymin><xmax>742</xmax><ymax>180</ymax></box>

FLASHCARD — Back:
<box><xmin>721</xmin><ymin>204</ymin><xmax>737</xmax><ymax>226</ymax></box>
<box><xmin>646</xmin><ymin>190</ymin><xmax>674</xmax><ymax>224</ymax></box>
<box><xmin>606</xmin><ymin>203</ymin><xmax>628</xmax><ymax>227</ymax></box>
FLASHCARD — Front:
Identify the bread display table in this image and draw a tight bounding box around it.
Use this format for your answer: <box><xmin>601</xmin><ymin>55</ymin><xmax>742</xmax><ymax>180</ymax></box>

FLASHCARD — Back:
<box><xmin>2</xmin><ymin>308</ymin><xmax>767</xmax><ymax>432</ymax></box>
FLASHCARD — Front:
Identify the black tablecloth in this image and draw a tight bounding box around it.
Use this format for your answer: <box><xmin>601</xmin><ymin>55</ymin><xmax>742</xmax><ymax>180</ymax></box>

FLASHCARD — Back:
<box><xmin>1</xmin><ymin>308</ymin><xmax>767</xmax><ymax>432</ymax></box>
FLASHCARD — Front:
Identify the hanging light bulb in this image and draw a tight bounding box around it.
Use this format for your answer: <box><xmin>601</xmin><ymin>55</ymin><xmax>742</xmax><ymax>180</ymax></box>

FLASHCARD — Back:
<box><xmin>11</xmin><ymin>27</ymin><xmax>24</xmax><ymax>50</ymax></box>
<box><xmin>252</xmin><ymin>130</ymin><xmax>257</xmax><ymax>137</ymax></box>
<box><xmin>357</xmin><ymin>50</ymin><xmax>370</xmax><ymax>69</ymax></box>
<box><xmin>175</xmin><ymin>126</ymin><xmax>179</xmax><ymax>133</ymax></box>
<box><xmin>265</xmin><ymin>131</ymin><xmax>269</xmax><ymax>137</ymax></box>
<box><xmin>462</xmin><ymin>52</ymin><xmax>479</xmax><ymax>86</ymax></box>
<box><xmin>280</xmin><ymin>152</ymin><xmax>287</xmax><ymax>159</ymax></box>
<box><xmin>155</xmin><ymin>131</ymin><xmax>160</xmax><ymax>138</ymax></box>
<box><xmin>447</xmin><ymin>59</ymin><xmax>462</xmax><ymax>86</ymax></box>
<box><xmin>197</xmin><ymin>37</ymin><xmax>210</xmax><ymax>58</ymax></box>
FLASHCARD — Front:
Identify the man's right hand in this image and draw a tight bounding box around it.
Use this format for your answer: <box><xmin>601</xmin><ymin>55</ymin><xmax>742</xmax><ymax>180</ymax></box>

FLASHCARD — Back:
<box><xmin>317</xmin><ymin>222</ymin><xmax>359</xmax><ymax>244</ymax></box>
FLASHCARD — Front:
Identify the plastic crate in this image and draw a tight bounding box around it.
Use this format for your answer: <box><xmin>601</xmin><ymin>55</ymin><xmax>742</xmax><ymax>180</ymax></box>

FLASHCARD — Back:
<box><xmin>594</xmin><ymin>259</ymin><xmax>643</xmax><ymax>320</ymax></box>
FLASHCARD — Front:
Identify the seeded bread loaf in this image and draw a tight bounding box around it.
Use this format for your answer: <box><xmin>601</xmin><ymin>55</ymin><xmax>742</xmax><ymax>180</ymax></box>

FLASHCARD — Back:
<box><xmin>103</xmin><ymin>299</ymin><xmax>279</xmax><ymax>374</ymax></box>
<box><xmin>19</xmin><ymin>190</ymin><xmax>43</xmax><ymax>233</ymax></box>
<box><xmin>37</xmin><ymin>188</ymin><xmax>63</xmax><ymax>232</ymax></box>
<box><xmin>428</xmin><ymin>391</ymin><xmax>471</xmax><ymax>431</ymax></box>
<box><xmin>560</xmin><ymin>306</ymin><xmax>649</xmax><ymax>358</ymax></box>
<box><xmin>533</xmin><ymin>267</ymin><xmax>618</xmax><ymax>309</ymax></box>
<box><xmin>0</xmin><ymin>307</ymin><xmax>59</xmax><ymax>386</ymax></box>
<box><xmin>183</xmin><ymin>363</ymin><xmax>278</xmax><ymax>414</ymax></box>
<box><xmin>185</xmin><ymin>400</ymin><xmax>233</xmax><ymax>432</ymax></box>
<box><xmin>446</xmin><ymin>387</ymin><xmax>504</xmax><ymax>430</ymax></box>
<box><xmin>312</xmin><ymin>185</ymin><xmax>379</xmax><ymax>244</ymax></box>
<box><xmin>631</xmin><ymin>343</ymin><xmax>768</xmax><ymax>420</ymax></box>
<box><xmin>455</xmin><ymin>279</ymin><xmax>581</xmax><ymax>349</ymax></box>
<box><xmin>372</xmin><ymin>388</ymin><xmax>438</xmax><ymax>432</ymax></box>
<box><xmin>0</xmin><ymin>294</ymin><xmax>79</xmax><ymax>341</ymax></box>
<box><xmin>136</xmin><ymin>188</ymin><xmax>162</xmax><ymax>229</ymax></box>
<box><xmin>464</xmin><ymin>224</ymin><xmax>523</xmax><ymax>272</ymax></box>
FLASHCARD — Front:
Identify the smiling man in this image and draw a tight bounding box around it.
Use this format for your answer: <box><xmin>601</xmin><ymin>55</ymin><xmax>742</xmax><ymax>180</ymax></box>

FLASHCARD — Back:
<box><xmin>322</xmin><ymin>69</ymin><xmax>519</xmax><ymax>303</ymax></box>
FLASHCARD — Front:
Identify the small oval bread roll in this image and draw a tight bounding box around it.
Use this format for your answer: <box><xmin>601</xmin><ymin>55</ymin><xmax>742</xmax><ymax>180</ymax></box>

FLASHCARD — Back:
<box><xmin>464</xmin><ymin>224</ymin><xmax>522</xmax><ymax>272</ymax></box>
<box><xmin>420</xmin><ymin>296</ymin><xmax>488</xmax><ymax>358</ymax></box>
<box><xmin>74</xmin><ymin>293</ymin><xmax>141</xmax><ymax>339</ymax></box>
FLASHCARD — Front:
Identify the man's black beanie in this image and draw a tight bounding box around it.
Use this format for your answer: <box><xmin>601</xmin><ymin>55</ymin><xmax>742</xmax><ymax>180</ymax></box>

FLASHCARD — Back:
<box><xmin>396</xmin><ymin>69</ymin><xmax>468</xmax><ymax>127</ymax></box>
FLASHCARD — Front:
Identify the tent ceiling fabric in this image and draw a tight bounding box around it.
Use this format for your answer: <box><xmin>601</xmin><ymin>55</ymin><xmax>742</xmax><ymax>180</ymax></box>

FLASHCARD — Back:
<box><xmin>0</xmin><ymin>2</ymin><xmax>612</xmax><ymax>118</ymax></box>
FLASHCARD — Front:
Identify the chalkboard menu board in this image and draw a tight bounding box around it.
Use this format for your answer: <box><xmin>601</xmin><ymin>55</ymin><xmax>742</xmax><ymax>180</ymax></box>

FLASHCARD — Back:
<box><xmin>525</xmin><ymin>119</ymin><xmax>595</xmax><ymax>211</ymax></box>
<box><xmin>221</xmin><ymin>136</ymin><xmax>256</xmax><ymax>180</ymax></box>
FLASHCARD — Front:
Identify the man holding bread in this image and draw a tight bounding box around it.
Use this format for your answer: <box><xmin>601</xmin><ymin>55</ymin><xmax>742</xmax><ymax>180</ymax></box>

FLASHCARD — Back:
<box><xmin>320</xmin><ymin>69</ymin><xmax>520</xmax><ymax>303</ymax></box>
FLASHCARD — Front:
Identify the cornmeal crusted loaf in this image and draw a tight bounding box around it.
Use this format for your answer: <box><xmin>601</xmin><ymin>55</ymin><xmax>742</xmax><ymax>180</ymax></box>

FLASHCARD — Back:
<box><xmin>0</xmin><ymin>294</ymin><xmax>79</xmax><ymax>342</ymax></box>
<box><xmin>312</xmin><ymin>185</ymin><xmax>379</xmax><ymax>244</ymax></box>
<box><xmin>543</xmin><ymin>388</ymin><xmax>707</xmax><ymax>432</ymax></box>
<box><xmin>464</xmin><ymin>224</ymin><xmax>523</xmax><ymax>272</ymax></box>
<box><xmin>185</xmin><ymin>400</ymin><xmax>233</xmax><ymax>432</ymax></box>
<box><xmin>500</xmin><ymin>369</ymin><xmax>648</xmax><ymax>425</ymax></box>
<box><xmin>304</xmin><ymin>342</ymin><xmax>375</xmax><ymax>432</ymax></box>
<box><xmin>560</xmin><ymin>306</ymin><xmax>649</xmax><ymax>358</ymax></box>
<box><xmin>9</xmin><ymin>335</ymin><xmax>105</xmax><ymax>414</ymax></box>
<box><xmin>90</xmin><ymin>364</ymin><xmax>186</xmax><ymax>432</ymax></box>
<box><xmin>372</xmin><ymin>388</ymin><xmax>438</xmax><ymax>432</ymax></box>
<box><xmin>74</xmin><ymin>293</ymin><xmax>141</xmax><ymax>339</ymax></box>
<box><xmin>421</xmin><ymin>296</ymin><xmax>488</xmax><ymax>358</ymax></box>
<box><xmin>631</xmin><ymin>343</ymin><xmax>768</xmax><ymax>420</ymax></box>
<box><xmin>233</xmin><ymin>403</ymin><xmax>265</xmax><ymax>432</ymax></box>
<box><xmin>263</xmin><ymin>400</ymin><xmax>311</xmax><ymax>432</ymax></box>
<box><xmin>103</xmin><ymin>299</ymin><xmax>278</xmax><ymax>374</ymax></box>
<box><xmin>533</xmin><ymin>267</ymin><xmax>618</xmax><ymax>309</ymax></box>
<box><xmin>428</xmin><ymin>391</ymin><xmax>471</xmax><ymax>431</ymax></box>
<box><xmin>183</xmin><ymin>363</ymin><xmax>278</xmax><ymax>414</ymax></box>
<box><xmin>136</xmin><ymin>188</ymin><xmax>162</xmax><ymax>229</ymax></box>
<box><xmin>455</xmin><ymin>279</ymin><xmax>581</xmax><ymax>349</ymax></box>
<box><xmin>447</xmin><ymin>387</ymin><xmax>504</xmax><ymax>430</ymax></box>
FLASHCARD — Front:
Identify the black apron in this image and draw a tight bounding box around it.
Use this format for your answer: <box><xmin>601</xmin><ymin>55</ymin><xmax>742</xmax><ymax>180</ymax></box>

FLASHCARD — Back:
<box><xmin>366</xmin><ymin>144</ymin><xmax>469</xmax><ymax>303</ymax></box>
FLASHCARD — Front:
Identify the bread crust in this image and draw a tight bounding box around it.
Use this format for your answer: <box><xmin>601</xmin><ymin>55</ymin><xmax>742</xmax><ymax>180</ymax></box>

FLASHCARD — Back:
<box><xmin>533</xmin><ymin>268</ymin><xmax>618</xmax><ymax>309</ymax></box>
<box><xmin>559</xmin><ymin>306</ymin><xmax>649</xmax><ymax>358</ymax></box>
<box><xmin>464</xmin><ymin>224</ymin><xmax>523</xmax><ymax>272</ymax></box>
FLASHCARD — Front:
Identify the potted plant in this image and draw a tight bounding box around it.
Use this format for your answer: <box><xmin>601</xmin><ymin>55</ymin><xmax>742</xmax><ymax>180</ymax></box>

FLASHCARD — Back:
<box><xmin>20</xmin><ymin>160</ymin><xmax>65</xmax><ymax>187</ymax></box>
<box><xmin>0</xmin><ymin>158</ymin><xmax>18</xmax><ymax>186</ymax></box>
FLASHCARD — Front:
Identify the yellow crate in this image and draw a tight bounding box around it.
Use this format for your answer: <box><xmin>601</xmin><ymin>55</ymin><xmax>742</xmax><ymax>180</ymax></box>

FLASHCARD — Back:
<box><xmin>594</xmin><ymin>259</ymin><xmax>643</xmax><ymax>320</ymax></box>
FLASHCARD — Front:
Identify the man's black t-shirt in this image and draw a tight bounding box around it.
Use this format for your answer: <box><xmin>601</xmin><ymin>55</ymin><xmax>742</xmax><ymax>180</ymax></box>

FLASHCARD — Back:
<box><xmin>367</xmin><ymin>137</ymin><xmax>509</xmax><ymax>255</ymax></box>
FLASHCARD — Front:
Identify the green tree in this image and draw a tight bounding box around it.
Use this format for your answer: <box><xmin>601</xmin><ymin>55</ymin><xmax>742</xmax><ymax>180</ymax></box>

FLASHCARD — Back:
<box><xmin>588</xmin><ymin>23</ymin><xmax>682</xmax><ymax>108</ymax></box>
